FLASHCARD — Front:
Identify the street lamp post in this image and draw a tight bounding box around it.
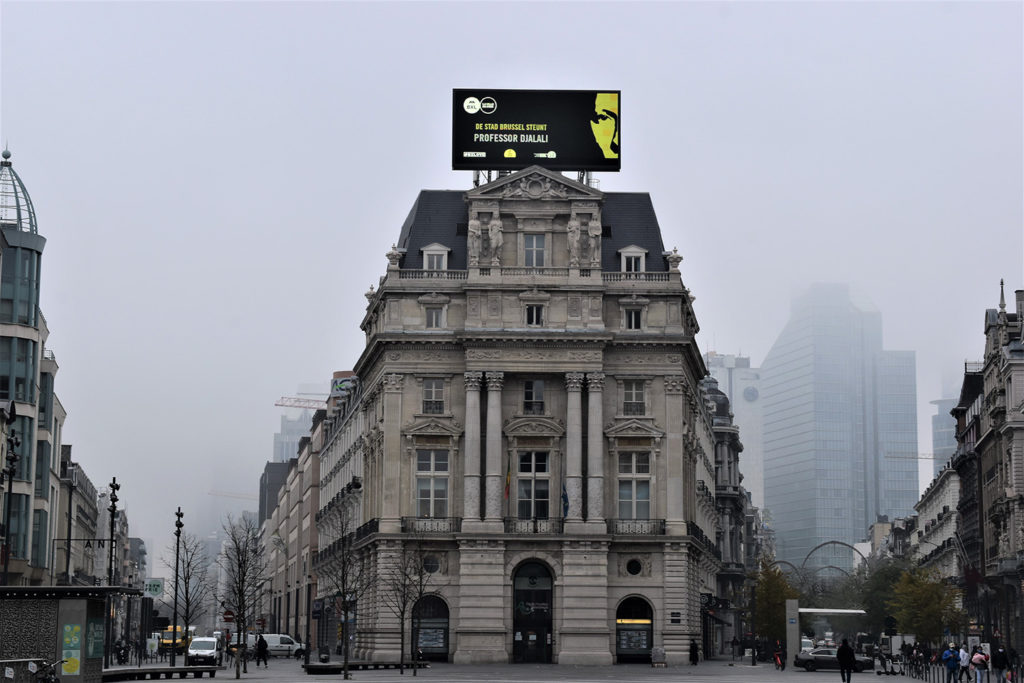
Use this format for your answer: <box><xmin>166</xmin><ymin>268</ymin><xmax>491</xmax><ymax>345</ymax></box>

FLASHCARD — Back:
<box><xmin>64</xmin><ymin>463</ymin><xmax>78</xmax><ymax>584</ymax></box>
<box><xmin>1</xmin><ymin>417</ymin><xmax>21</xmax><ymax>586</ymax></box>
<box><xmin>170</xmin><ymin>507</ymin><xmax>183</xmax><ymax>667</ymax></box>
<box><xmin>104</xmin><ymin>477</ymin><xmax>119</xmax><ymax>669</ymax></box>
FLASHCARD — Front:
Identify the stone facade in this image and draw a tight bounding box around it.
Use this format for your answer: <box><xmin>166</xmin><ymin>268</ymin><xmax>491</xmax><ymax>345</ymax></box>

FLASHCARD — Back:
<box><xmin>314</xmin><ymin>166</ymin><xmax>728</xmax><ymax>665</ymax></box>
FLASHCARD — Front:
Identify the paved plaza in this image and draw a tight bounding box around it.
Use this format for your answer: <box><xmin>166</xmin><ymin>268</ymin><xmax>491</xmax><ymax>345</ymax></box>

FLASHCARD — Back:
<box><xmin>124</xmin><ymin>659</ymin><xmax>895</xmax><ymax>683</ymax></box>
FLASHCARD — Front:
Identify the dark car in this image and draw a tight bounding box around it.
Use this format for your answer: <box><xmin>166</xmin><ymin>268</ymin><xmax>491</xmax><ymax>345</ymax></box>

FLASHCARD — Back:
<box><xmin>794</xmin><ymin>647</ymin><xmax>874</xmax><ymax>672</ymax></box>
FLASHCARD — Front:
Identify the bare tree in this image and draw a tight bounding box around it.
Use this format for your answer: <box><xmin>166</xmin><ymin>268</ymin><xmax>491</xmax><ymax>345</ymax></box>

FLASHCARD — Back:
<box><xmin>162</xmin><ymin>532</ymin><xmax>212</xmax><ymax>649</ymax></box>
<box><xmin>217</xmin><ymin>514</ymin><xmax>268</xmax><ymax>679</ymax></box>
<box><xmin>380</xmin><ymin>532</ymin><xmax>432</xmax><ymax>676</ymax></box>
<box><xmin>315</xmin><ymin>503</ymin><xmax>372</xmax><ymax>680</ymax></box>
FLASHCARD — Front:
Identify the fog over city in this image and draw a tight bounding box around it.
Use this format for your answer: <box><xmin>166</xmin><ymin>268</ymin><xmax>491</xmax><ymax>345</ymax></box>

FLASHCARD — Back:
<box><xmin>0</xmin><ymin>1</ymin><xmax>1020</xmax><ymax>572</ymax></box>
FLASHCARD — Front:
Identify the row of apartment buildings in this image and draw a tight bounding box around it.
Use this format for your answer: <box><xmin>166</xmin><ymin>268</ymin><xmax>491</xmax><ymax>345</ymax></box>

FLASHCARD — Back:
<box><xmin>0</xmin><ymin>150</ymin><xmax>147</xmax><ymax>645</ymax></box>
<box><xmin>259</xmin><ymin>166</ymin><xmax>768</xmax><ymax>665</ymax></box>
<box><xmin>874</xmin><ymin>282</ymin><xmax>1024</xmax><ymax>650</ymax></box>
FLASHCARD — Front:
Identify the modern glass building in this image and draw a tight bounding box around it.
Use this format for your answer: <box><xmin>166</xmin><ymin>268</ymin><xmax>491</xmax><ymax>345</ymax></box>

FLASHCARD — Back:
<box><xmin>761</xmin><ymin>283</ymin><xmax>918</xmax><ymax>572</ymax></box>
<box><xmin>0</xmin><ymin>148</ymin><xmax>67</xmax><ymax>585</ymax></box>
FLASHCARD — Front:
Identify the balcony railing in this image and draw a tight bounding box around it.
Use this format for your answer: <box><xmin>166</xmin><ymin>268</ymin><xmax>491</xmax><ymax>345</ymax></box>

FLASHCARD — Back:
<box><xmin>422</xmin><ymin>401</ymin><xmax>445</xmax><ymax>415</ymax></box>
<box><xmin>355</xmin><ymin>518</ymin><xmax>379</xmax><ymax>541</ymax></box>
<box><xmin>522</xmin><ymin>402</ymin><xmax>545</xmax><ymax>415</ymax></box>
<box><xmin>397</xmin><ymin>270</ymin><xmax>468</xmax><ymax>280</ymax></box>
<box><xmin>623</xmin><ymin>402</ymin><xmax>645</xmax><ymax>416</ymax></box>
<box><xmin>504</xmin><ymin>518</ymin><xmax>564</xmax><ymax>534</ymax></box>
<box><xmin>401</xmin><ymin>517</ymin><xmax>462</xmax><ymax>533</ymax></box>
<box><xmin>494</xmin><ymin>267</ymin><xmax>569</xmax><ymax>277</ymax></box>
<box><xmin>607</xmin><ymin>519</ymin><xmax>665</xmax><ymax>535</ymax></box>
<box><xmin>602</xmin><ymin>272</ymin><xmax>671</xmax><ymax>283</ymax></box>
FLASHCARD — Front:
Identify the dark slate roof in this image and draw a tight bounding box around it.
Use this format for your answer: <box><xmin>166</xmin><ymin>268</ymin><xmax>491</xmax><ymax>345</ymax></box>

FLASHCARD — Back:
<box><xmin>396</xmin><ymin>190</ymin><xmax>668</xmax><ymax>271</ymax></box>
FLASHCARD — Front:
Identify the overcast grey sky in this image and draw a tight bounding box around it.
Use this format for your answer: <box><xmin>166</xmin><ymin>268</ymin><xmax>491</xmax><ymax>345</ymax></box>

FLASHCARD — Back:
<box><xmin>1</xmin><ymin>1</ymin><xmax>1021</xmax><ymax>567</ymax></box>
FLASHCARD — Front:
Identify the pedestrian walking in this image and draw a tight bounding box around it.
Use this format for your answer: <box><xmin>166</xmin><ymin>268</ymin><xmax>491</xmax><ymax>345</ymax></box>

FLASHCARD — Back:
<box><xmin>942</xmin><ymin>643</ymin><xmax>961</xmax><ymax>683</ymax></box>
<box><xmin>837</xmin><ymin>638</ymin><xmax>856</xmax><ymax>683</ymax></box>
<box><xmin>993</xmin><ymin>645</ymin><xmax>1009</xmax><ymax>683</ymax></box>
<box><xmin>731</xmin><ymin>636</ymin><xmax>740</xmax><ymax>661</ymax></box>
<box><xmin>971</xmin><ymin>646</ymin><xmax>990</xmax><ymax>683</ymax></box>
<box><xmin>960</xmin><ymin>644</ymin><xmax>972</xmax><ymax>682</ymax></box>
<box><xmin>255</xmin><ymin>634</ymin><xmax>269</xmax><ymax>669</ymax></box>
<box><xmin>689</xmin><ymin>639</ymin><xmax>699</xmax><ymax>665</ymax></box>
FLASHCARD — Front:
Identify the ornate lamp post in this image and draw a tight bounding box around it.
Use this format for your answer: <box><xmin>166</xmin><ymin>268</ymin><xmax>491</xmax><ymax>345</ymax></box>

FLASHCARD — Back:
<box><xmin>104</xmin><ymin>477</ymin><xmax>120</xmax><ymax>668</ymax></box>
<box><xmin>1</xmin><ymin>414</ymin><xmax>20</xmax><ymax>586</ymax></box>
<box><xmin>170</xmin><ymin>507</ymin><xmax>183</xmax><ymax>667</ymax></box>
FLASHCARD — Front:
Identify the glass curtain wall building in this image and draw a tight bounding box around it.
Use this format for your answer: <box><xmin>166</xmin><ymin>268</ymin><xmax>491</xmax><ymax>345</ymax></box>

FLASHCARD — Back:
<box><xmin>761</xmin><ymin>283</ymin><xmax>918</xmax><ymax>572</ymax></box>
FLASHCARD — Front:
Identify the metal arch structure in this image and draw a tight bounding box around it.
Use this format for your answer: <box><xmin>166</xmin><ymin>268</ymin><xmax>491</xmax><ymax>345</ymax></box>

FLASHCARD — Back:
<box><xmin>769</xmin><ymin>559</ymin><xmax>801</xmax><ymax>574</ymax></box>
<box><xmin>811</xmin><ymin>565</ymin><xmax>851</xmax><ymax>577</ymax></box>
<box><xmin>800</xmin><ymin>540</ymin><xmax>868</xmax><ymax>568</ymax></box>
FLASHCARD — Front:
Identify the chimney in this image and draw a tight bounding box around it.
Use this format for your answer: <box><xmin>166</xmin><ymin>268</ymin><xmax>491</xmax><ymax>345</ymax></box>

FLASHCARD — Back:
<box><xmin>1016</xmin><ymin>289</ymin><xmax>1023</xmax><ymax>320</ymax></box>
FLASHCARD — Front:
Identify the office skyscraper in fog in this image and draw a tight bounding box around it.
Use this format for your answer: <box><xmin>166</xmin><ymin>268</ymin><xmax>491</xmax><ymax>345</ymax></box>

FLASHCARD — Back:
<box><xmin>761</xmin><ymin>283</ymin><xmax>918</xmax><ymax>571</ymax></box>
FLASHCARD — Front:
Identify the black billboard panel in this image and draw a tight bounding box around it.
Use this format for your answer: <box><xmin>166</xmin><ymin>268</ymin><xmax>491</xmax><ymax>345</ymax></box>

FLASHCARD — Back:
<box><xmin>452</xmin><ymin>89</ymin><xmax>620</xmax><ymax>172</ymax></box>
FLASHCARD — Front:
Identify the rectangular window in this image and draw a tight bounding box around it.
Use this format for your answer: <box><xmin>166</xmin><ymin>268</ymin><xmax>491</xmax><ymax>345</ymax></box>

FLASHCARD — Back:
<box><xmin>416</xmin><ymin>449</ymin><xmax>449</xmax><ymax>518</ymax></box>
<box><xmin>523</xmin><ymin>380</ymin><xmax>545</xmax><ymax>415</ymax></box>
<box><xmin>524</xmin><ymin>234</ymin><xmax>545</xmax><ymax>267</ymax></box>
<box><xmin>525</xmin><ymin>305</ymin><xmax>544</xmax><ymax>326</ymax></box>
<box><xmin>422</xmin><ymin>378</ymin><xmax>444</xmax><ymax>414</ymax></box>
<box><xmin>425</xmin><ymin>253</ymin><xmax>445</xmax><ymax>270</ymax></box>
<box><xmin>625</xmin><ymin>308</ymin><xmax>642</xmax><ymax>330</ymax></box>
<box><xmin>425</xmin><ymin>307</ymin><xmax>443</xmax><ymax>329</ymax></box>
<box><xmin>624</xmin><ymin>255</ymin><xmax>641</xmax><ymax>272</ymax></box>
<box><xmin>623</xmin><ymin>380</ymin><xmax>645</xmax><ymax>416</ymax></box>
<box><xmin>517</xmin><ymin>451</ymin><xmax>550</xmax><ymax>520</ymax></box>
<box><xmin>618</xmin><ymin>452</ymin><xmax>651</xmax><ymax>520</ymax></box>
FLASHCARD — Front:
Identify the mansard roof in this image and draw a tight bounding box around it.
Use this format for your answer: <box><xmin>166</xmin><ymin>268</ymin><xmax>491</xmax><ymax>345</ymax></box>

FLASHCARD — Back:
<box><xmin>396</xmin><ymin>174</ymin><xmax>668</xmax><ymax>272</ymax></box>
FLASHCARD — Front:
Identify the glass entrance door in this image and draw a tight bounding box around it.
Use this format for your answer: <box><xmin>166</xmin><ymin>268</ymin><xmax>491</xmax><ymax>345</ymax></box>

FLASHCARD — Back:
<box><xmin>512</xmin><ymin>562</ymin><xmax>553</xmax><ymax>663</ymax></box>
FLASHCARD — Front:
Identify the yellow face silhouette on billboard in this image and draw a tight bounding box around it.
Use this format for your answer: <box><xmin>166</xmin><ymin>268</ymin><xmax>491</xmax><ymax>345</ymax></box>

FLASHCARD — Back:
<box><xmin>590</xmin><ymin>92</ymin><xmax>619</xmax><ymax>159</ymax></box>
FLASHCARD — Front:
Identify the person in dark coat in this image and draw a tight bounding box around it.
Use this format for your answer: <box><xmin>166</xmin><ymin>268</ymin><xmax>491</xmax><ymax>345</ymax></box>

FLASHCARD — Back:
<box><xmin>992</xmin><ymin>646</ymin><xmax>1009</xmax><ymax>683</ymax></box>
<box><xmin>837</xmin><ymin>638</ymin><xmax>857</xmax><ymax>683</ymax></box>
<box><xmin>689</xmin><ymin>639</ymin><xmax>699</xmax><ymax>665</ymax></box>
<box><xmin>255</xmin><ymin>635</ymin><xmax>269</xmax><ymax>669</ymax></box>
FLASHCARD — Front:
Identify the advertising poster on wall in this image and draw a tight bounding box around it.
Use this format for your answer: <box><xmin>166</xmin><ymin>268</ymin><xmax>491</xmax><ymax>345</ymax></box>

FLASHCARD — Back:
<box><xmin>452</xmin><ymin>89</ymin><xmax>620</xmax><ymax>172</ymax></box>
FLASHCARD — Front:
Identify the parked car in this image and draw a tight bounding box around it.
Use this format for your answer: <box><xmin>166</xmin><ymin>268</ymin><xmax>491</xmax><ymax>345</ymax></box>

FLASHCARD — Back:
<box><xmin>186</xmin><ymin>637</ymin><xmax>222</xmax><ymax>666</ymax></box>
<box><xmin>801</xmin><ymin>637</ymin><xmax>814</xmax><ymax>652</ymax></box>
<box><xmin>794</xmin><ymin>647</ymin><xmax>874</xmax><ymax>672</ymax></box>
<box><xmin>245</xmin><ymin>633</ymin><xmax>305</xmax><ymax>659</ymax></box>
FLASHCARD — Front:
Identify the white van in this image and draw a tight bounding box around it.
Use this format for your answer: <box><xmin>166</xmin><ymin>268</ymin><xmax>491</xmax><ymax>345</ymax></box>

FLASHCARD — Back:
<box><xmin>247</xmin><ymin>633</ymin><xmax>305</xmax><ymax>658</ymax></box>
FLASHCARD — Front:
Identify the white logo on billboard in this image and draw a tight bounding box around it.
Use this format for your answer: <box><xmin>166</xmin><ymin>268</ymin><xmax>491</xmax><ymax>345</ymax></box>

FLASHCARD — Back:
<box><xmin>463</xmin><ymin>97</ymin><xmax>481</xmax><ymax>114</ymax></box>
<box><xmin>480</xmin><ymin>97</ymin><xmax>497</xmax><ymax>114</ymax></box>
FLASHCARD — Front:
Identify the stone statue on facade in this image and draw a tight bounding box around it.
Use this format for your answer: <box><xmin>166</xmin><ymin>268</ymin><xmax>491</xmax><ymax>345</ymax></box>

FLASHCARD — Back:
<box><xmin>488</xmin><ymin>217</ymin><xmax>504</xmax><ymax>266</ymax></box>
<box><xmin>467</xmin><ymin>217</ymin><xmax>482</xmax><ymax>266</ymax></box>
<box><xmin>567</xmin><ymin>217</ymin><xmax>581</xmax><ymax>267</ymax></box>
<box><xmin>587</xmin><ymin>220</ymin><xmax>601</xmax><ymax>266</ymax></box>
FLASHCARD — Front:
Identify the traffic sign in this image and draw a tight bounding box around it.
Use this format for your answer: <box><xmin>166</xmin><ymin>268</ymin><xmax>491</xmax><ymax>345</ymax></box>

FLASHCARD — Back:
<box><xmin>223</xmin><ymin>610</ymin><xmax>234</xmax><ymax>623</ymax></box>
<box><xmin>256</xmin><ymin>618</ymin><xmax>266</xmax><ymax>628</ymax></box>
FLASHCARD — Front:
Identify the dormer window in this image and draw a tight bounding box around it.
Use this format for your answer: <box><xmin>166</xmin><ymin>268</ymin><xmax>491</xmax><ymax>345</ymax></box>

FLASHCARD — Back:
<box><xmin>619</xmin><ymin>245</ymin><xmax>648</xmax><ymax>276</ymax></box>
<box><xmin>421</xmin><ymin>243</ymin><xmax>451</xmax><ymax>271</ymax></box>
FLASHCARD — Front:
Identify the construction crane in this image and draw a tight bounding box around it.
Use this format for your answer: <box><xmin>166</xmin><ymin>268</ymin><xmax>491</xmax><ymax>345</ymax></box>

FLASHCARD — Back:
<box><xmin>275</xmin><ymin>396</ymin><xmax>326</xmax><ymax>410</ymax></box>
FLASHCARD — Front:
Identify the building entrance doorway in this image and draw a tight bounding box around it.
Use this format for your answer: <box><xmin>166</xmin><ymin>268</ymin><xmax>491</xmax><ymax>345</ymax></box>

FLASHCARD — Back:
<box><xmin>615</xmin><ymin>597</ymin><xmax>653</xmax><ymax>662</ymax></box>
<box><xmin>512</xmin><ymin>561</ymin><xmax>553</xmax><ymax>663</ymax></box>
<box><xmin>413</xmin><ymin>595</ymin><xmax>450</xmax><ymax>661</ymax></box>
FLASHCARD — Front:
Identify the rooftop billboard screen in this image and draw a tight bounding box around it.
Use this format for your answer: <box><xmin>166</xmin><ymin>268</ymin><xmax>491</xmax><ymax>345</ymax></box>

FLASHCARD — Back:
<box><xmin>452</xmin><ymin>89</ymin><xmax>620</xmax><ymax>172</ymax></box>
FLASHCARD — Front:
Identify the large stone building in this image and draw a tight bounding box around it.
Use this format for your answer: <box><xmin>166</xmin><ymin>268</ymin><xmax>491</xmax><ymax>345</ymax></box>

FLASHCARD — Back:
<box><xmin>313</xmin><ymin>166</ymin><xmax>739</xmax><ymax>665</ymax></box>
<box><xmin>951</xmin><ymin>282</ymin><xmax>1024</xmax><ymax>651</ymax></box>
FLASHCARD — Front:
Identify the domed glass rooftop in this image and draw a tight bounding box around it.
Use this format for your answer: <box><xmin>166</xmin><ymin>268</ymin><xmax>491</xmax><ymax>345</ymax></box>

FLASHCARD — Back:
<box><xmin>0</xmin><ymin>149</ymin><xmax>37</xmax><ymax>235</ymax></box>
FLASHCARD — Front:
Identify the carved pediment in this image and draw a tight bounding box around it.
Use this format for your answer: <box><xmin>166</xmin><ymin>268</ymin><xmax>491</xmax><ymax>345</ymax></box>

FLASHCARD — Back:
<box><xmin>403</xmin><ymin>417</ymin><xmax>464</xmax><ymax>438</ymax></box>
<box><xmin>466</xmin><ymin>165</ymin><xmax>602</xmax><ymax>202</ymax></box>
<box><xmin>503</xmin><ymin>415</ymin><xmax>566</xmax><ymax>437</ymax></box>
<box><xmin>604</xmin><ymin>418</ymin><xmax>666</xmax><ymax>440</ymax></box>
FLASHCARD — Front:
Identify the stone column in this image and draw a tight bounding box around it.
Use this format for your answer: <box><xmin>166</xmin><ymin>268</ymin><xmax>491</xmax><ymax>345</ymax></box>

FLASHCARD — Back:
<box><xmin>565</xmin><ymin>373</ymin><xmax>585</xmax><ymax>521</ymax></box>
<box><xmin>463</xmin><ymin>372</ymin><xmax>483</xmax><ymax>521</ymax></box>
<box><xmin>484</xmin><ymin>372</ymin><xmax>504</xmax><ymax>522</ymax></box>
<box><xmin>664</xmin><ymin>376</ymin><xmax>686</xmax><ymax>535</ymax></box>
<box><xmin>380</xmin><ymin>373</ymin><xmax>404</xmax><ymax>533</ymax></box>
<box><xmin>586</xmin><ymin>373</ymin><xmax>605</xmax><ymax>523</ymax></box>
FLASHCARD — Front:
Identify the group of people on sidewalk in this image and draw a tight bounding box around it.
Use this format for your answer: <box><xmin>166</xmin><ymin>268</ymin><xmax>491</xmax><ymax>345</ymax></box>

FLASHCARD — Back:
<box><xmin>942</xmin><ymin>642</ymin><xmax>1015</xmax><ymax>683</ymax></box>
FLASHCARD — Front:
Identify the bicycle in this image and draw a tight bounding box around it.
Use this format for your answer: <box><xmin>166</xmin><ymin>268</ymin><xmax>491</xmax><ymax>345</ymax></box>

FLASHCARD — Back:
<box><xmin>33</xmin><ymin>660</ymin><xmax>66</xmax><ymax>683</ymax></box>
